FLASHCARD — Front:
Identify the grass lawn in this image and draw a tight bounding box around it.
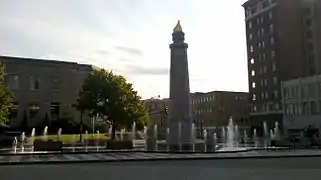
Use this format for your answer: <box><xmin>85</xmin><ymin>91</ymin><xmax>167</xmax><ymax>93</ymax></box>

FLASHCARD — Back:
<box><xmin>27</xmin><ymin>133</ymin><xmax>108</xmax><ymax>144</ymax></box>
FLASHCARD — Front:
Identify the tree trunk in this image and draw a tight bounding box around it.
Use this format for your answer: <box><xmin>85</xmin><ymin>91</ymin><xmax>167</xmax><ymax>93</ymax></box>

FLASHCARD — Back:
<box><xmin>111</xmin><ymin>123</ymin><xmax>117</xmax><ymax>140</ymax></box>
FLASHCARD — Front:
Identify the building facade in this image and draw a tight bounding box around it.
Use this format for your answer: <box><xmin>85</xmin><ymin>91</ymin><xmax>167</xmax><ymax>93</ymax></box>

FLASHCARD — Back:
<box><xmin>243</xmin><ymin>0</ymin><xmax>321</xmax><ymax>127</ymax></box>
<box><xmin>282</xmin><ymin>75</ymin><xmax>321</xmax><ymax>134</ymax></box>
<box><xmin>145</xmin><ymin>91</ymin><xmax>249</xmax><ymax>131</ymax></box>
<box><xmin>191</xmin><ymin>91</ymin><xmax>249</xmax><ymax>130</ymax></box>
<box><xmin>144</xmin><ymin>98</ymin><xmax>170</xmax><ymax>128</ymax></box>
<box><xmin>0</xmin><ymin>56</ymin><xmax>94</xmax><ymax>128</ymax></box>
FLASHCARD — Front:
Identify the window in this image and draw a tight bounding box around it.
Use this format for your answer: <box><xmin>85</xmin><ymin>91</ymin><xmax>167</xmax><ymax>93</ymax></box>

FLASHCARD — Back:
<box><xmin>252</xmin><ymin>94</ymin><xmax>256</xmax><ymax>101</ymax></box>
<box><xmin>262</xmin><ymin>53</ymin><xmax>266</xmax><ymax>61</ymax></box>
<box><xmin>261</xmin><ymin>92</ymin><xmax>265</xmax><ymax>99</ymax></box>
<box><xmin>307</xmin><ymin>30</ymin><xmax>312</xmax><ymax>39</ymax></box>
<box><xmin>311</xmin><ymin>101</ymin><xmax>317</xmax><ymax>115</ymax></box>
<box><xmin>275</xmin><ymin>103</ymin><xmax>279</xmax><ymax>110</ymax></box>
<box><xmin>268</xmin><ymin>12</ymin><xmax>273</xmax><ymax>20</ymax></box>
<box><xmin>252</xmin><ymin>82</ymin><xmax>256</xmax><ymax>88</ymax></box>
<box><xmin>260</xmin><ymin>67</ymin><xmax>263</xmax><ymax>74</ymax></box>
<box><xmin>270</xmin><ymin>37</ymin><xmax>275</xmax><ymax>45</ymax></box>
<box><xmin>261</xmin><ymin>79</ymin><xmax>264</xmax><ymax>86</ymax></box>
<box><xmin>251</xmin><ymin>70</ymin><xmax>255</xmax><ymax>76</ymax></box>
<box><xmin>257</xmin><ymin>30</ymin><xmax>260</xmax><ymax>37</ymax></box>
<box><xmin>9</xmin><ymin>102</ymin><xmax>18</xmax><ymax>119</ymax></box>
<box><xmin>249</xmin><ymin>22</ymin><xmax>252</xmax><ymax>29</ymax></box>
<box><xmin>273</xmin><ymin>77</ymin><xmax>278</xmax><ymax>85</ymax></box>
<box><xmin>260</xmin><ymin>16</ymin><xmax>264</xmax><ymax>24</ymax></box>
<box><xmin>29</xmin><ymin>102</ymin><xmax>40</xmax><ymax>118</ymax></box>
<box><xmin>303</xmin><ymin>85</ymin><xmax>309</xmax><ymax>99</ymax></box>
<box><xmin>306</xmin><ymin>19</ymin><xmax>312</xmax><ymax>27</ymax></box>
<box><xmin>265</xmin><ymin>92</ymin><xmax>268</xmax><ymax>99</ymax></box>
<box><xmin>274</xmin><ymin>90</ymin><xmax>278</xmax><ymax>98</ymax></box>
<box><xmin>264</xmin><ymin>79</ymin><xmax>268</xmax><ymax>86</ymax></box>
<box><xmin>259</xmin><ymin>54</ymin><xmax>262</xmax><ymax>61</ymax></box>
<box><xmin>257</xmin><ymin>17</ymin><xmax>260</xmax><ymax>25</ymax></box>
<box><xmin>263</xmin><ymin>66</ymin><xmax>267</xmax><ymax>73</ymax></box>
<box><xmin>269</xmin><ymin>24</ymin><xmax>274</xmax><ymax>33</ymax></box>
<box><xmin>29</xmin><ymin>77</ymin><xmax>40</xmax><ymax>90</ymax></box>
<box><xmin>272</xmin><ymin>62</ymin><xmax>276</xmax><ymax>71</ymax></box>
<box><xmin>271</xmin><ymin>50</ymin><xmax>276</xmax><ymax>58</ymax></box>
<box><xmin>253</xmin><ymin>105</ymin><xmax>257</xmax><ymax>112</ymax></box>
<box><xmin>8</xmin><ymin>75</ymin><xmax>19</xmax><ymax>89</ymax></box>
<box><xmin>258</xmin><ymin>42</ymin><xmax>261</xmax><ymax>48</ymax></box>
<box><xmin>249</xmin><ymin>33</ymin><xmax>253</xmax><ymax>40</ymax></box>
<box><xmin>250</xmin><ymin>58</ymin><xmax>255</xmax><ymax>64</ymax></box>
<box><xmin>50</xmin><ymin>102</ymin><xmax>60</xmax><ymax>121</ymax></box>
<box><xmin>52</xmin><ymin>77</ymin><xmax>61</xmax><ymax>91</ymax></box>
<box><xmin>262</xmin><ymin>41</ymin><xmax>265</xmax><ymax>48</ymax></box>
<box><xmin>261</xmin><ymin>28</ymin><xmax>264</xmax><ymax>36</ymax></box>
<box><xmin>250</xmin><ymin>45</ymin><xmax>254</xmax><ymax>52</ymax></box>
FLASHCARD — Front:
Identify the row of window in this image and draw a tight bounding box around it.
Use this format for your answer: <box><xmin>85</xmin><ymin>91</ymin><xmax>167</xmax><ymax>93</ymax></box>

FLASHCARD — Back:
<box><xmin>252</xmin><ymin>102</ymin><xmax>280</xmax><ymax>113</ymax></box>
<box><xmin>246</xmin><ymin>0</ymin><xmax>275</xmax><ymax>19</ymax></box>
<box><xmin>252</xmin><ymin>90</ymin><xmax>279</xmax><ymax>101</ymax></box>
<box><xmin>249</xmin><ymin>25</ymin><xmax>274</xmax><ymax>42</ymax></box>
<box><xmin>195</xmin><ymin>107</ymin><xmax>226</xmax><ymax>114</ymax></box>
<box><xmin>249</xmin><ymin>51</ymin><xmax>276</xmax><ymax>65</ymax></box>
<box><xmin>285</xmin><ymin>101</ymin><xmax>320</xmax><ymax>116</ymax></box>
<box><xmin>7</xmin><ymin>75</ymin><xmax>61</xmax><ymax>91</ymax></box>
<box><xmin>9</xmin><ymin>102</ymin><xmax>60</xmax><ymax>120</ymax></box>
<box><xmin>283</xmin><ymin>83</ymin><xmax>321</xmax><ymax>100</ymax></box>
<box><xmin>251</xmin><ymin>76</ymin><xmax>278</xmax><ymax>89</ymax></box>
<box><xmin>191</xmin><ymin>95</ymin><xmax>215</xmax><ymax>104</ymax></box>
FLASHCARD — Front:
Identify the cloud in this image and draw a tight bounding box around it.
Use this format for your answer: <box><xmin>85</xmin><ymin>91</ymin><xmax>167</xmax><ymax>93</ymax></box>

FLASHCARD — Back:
<box><xmin>114</xmin><ymin>46</ymin><xmax>143</xmax><ymax>56</ymax></box>
<box><xmin>95</xmin><ymin>50</ymin><xmax>110</xmax><ymax>55</ymax></box>
<box><xmin>124</xmin><ymin>64</ymin><xmax>168</xmax><ymax>76</ymax></box>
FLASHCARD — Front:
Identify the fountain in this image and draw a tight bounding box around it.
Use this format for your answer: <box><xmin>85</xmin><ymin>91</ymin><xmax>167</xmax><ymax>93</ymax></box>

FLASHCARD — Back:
<box><xmin>253</xmin><ymin>128</ymin><xmax>258</xmax><ymax>148</ymax></box>
<box><xmin>96</xmin><ymin>130</ymin><xmax>100</xmax><ymax>152</ymax></box>
<box><xmin>132</xmin><ymin>121</ymin><xmax>136</xmax><ymax>140</ymax></box>
<box><xmin>43</xmin><ymin>126</ymin><xmax>48</xmax><ymax>141</ymax></box>
<box><xmin>217</xmin><ymin>117</ymin><xmax>247</xmax><ymax>152</ymax></box>
<box><xmin>12</xmin><ymin>137</ymin><xmax>18</xmax><ymax>154</ymax></box>
<box><xmin>274</xmin><ymin>121</ymin><xmax>281</xmax><ymax>140</ymax></box>
<box><xmin>85</xmin><ymin>130</ymin><xmax>88</xmax><ymax>152</ymax></box>
<box><xmin>30</xmin><ymin>128</ymin><xmax>35</xmax><ymax>149</ymax></box>
<box><xmin>20</xmin><ymin>132</ymin><xmax>25</xmax><ymax>152</ymax></box>
<box><xmin>72</xmin><ymin>134</ymin><xmax>76</xmax><ymax>152</ymax></box>
<box><xmin>234</xmin><ymin>125</ymin><xmax>239</xmax><ymax>148</ymax></box>
<box><xmin>108</xmin><ymin>126</ymin><xmax>112</xmax><ymax>139</ymax></box>
<box><xmin>203</xmin><ymin>129</ymin><xmax>208</xmax><ymax>152</ymax></box>
<box><xmin>244</xmin><ymin>129</ymin><xmax>248</xmax><ymax>148</ymax></box>
<box><xmin>143</xmin><ymin>126</ymin><xmax>147</xmax><ymax>139</ymax></box>
<box><xmin>213</xmin><ymin>132</ymin><xmax>217</xmax><ymax>151</ymax></box>
<box><xmin>221</xmin><ymin>127</ymin><xmax>226</xmax><ymax>147</ymax></box>
<box><xmin>166</xmin><ymin>128</ymin><xmax>170</xmax><ymax>152</ymax></box>
<box><xmin>57</xmin><ymin>128</ymin><xmax>62</xmax><ymax>141</ymax></box>
<box><xmin>191</xmin><ymin>123</ymin><xmax>196</xmax><ymax>152</ymax></box>
<box><xmin>120</xmin><ymin>129</ymin><xmax>124</xmax><ymax>140</ymax></box>
<box><xmin>263</xmin><ymin>121</ymin><xmax>269</xmax><ymax>147</ymax></box>
<box><xmin>154</xmin><ymin>124</ymin><xmax>158</xmax><ymax>150</ymax></box>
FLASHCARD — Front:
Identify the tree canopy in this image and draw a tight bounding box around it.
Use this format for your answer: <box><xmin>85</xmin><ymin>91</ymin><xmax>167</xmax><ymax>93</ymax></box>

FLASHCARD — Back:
<box><xmin>77</xmin><ymin>69</ymin><xmax>148</xmax><ymax>139</ymax></box>
<box><xmin>0</xmin><ymin>62</ymin><xmax>13</xmax><ymax>126</ymax></box>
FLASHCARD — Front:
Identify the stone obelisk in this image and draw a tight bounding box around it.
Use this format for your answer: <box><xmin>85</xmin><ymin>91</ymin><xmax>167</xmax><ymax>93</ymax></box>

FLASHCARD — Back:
<box><xmin>168</xmin><ymin>20</ymin><xmax>193</xmax><ymax>151</ymax></box>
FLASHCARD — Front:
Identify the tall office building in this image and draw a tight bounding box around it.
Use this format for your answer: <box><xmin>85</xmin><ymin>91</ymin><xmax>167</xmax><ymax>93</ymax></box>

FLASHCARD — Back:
<box><xmin>242</xmin><ymin>0</ymin><xmax>321</xmax><ymax>127</ymax></box>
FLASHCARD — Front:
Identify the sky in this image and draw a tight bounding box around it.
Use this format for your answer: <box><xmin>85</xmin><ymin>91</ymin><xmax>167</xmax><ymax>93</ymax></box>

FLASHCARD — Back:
<box><xmin>0</xmin><ymin>0</ymin><xmax>248</xmax><ymax>99</ymax></box>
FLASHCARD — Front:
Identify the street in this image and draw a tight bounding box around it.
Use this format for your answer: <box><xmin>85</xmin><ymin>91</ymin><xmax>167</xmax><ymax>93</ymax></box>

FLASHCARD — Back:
<box><xmin>2</xmin><ymin>156</ymin><xmax>321</xmax><ymax>180</ymax></box>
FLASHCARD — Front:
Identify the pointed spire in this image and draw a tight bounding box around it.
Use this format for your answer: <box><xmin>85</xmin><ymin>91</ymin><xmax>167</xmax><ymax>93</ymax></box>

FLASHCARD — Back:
<box><xmin>173</xmin><ymin>20</ymin><xmax>182</xmax><ymax>32</ymax></box>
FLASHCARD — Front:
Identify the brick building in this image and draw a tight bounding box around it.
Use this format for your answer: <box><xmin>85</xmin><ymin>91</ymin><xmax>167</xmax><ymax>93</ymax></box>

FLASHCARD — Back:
<box><xmin>191</xmin><ymin>91</ymin><xmax>249</xmax><ymax>130</ymax></box>
<box><xmin>0</xmin><ymin>56</ymin><xmax>94</xmax><ymax>128</ymax></box>
<box><xmin>145</xmin><ymin>91</ymin><xmax>249</xmax><ymax>131</ymax></box>
<box><xmin>243</xmin><ymin>0</ymin><xmax>321</xmax><ymax>127</ymax></box>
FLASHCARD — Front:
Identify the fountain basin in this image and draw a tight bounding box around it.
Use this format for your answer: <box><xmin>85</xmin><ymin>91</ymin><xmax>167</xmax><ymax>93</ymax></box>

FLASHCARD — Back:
<box><xmin>33</xmin><ymin>140</ymin><xmax>63</xmax><ymax>152</ymax></box>
<box><xmin>106</xmin><ymin>140</ymin><xmax>133</xmax><ymax>150</ymax></box>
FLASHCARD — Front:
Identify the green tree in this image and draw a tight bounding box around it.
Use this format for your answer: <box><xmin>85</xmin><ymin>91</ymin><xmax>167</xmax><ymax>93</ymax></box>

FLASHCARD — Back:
<box><xmin>77</xmin><ymin>69</ymin><xmax>148</xmax><ymax>139</ymax></box>
<box><xmin>0</xmin><ymin>62</ymin><xmax>13</xmax><ymax>126</ymax></box>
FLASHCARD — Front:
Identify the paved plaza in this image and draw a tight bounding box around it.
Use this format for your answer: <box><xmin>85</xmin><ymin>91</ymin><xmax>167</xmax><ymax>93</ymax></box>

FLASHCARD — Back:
<box><xmin>2</xmin><ymin>155</ymin><xmax>321</xmax><ymax>180</ymax></box>
<box><xmin>1</xmin><ymin>149</ymin><xmax>321</xmax><ymax>165</ymax></box>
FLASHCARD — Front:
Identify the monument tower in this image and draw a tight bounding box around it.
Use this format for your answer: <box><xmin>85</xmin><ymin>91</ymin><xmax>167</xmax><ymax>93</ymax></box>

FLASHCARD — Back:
<box><xmin>168</xmin><ymin>20</ymin><xmax>193</xmax><ymax>151</ymax></box>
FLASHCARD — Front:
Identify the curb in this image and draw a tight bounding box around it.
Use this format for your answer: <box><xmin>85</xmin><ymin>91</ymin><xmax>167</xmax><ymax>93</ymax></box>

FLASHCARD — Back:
<box><xmin>1</xmin><ymin>152</ymin><xmax>321</xmax><ymax>166</ymax></box>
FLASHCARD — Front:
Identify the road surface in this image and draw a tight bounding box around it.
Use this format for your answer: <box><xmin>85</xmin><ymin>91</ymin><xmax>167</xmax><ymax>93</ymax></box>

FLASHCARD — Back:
<box><xmin>2</xmin><ymin>157</ymin><xmax>321</xmax><ymax>180</ymax></box>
